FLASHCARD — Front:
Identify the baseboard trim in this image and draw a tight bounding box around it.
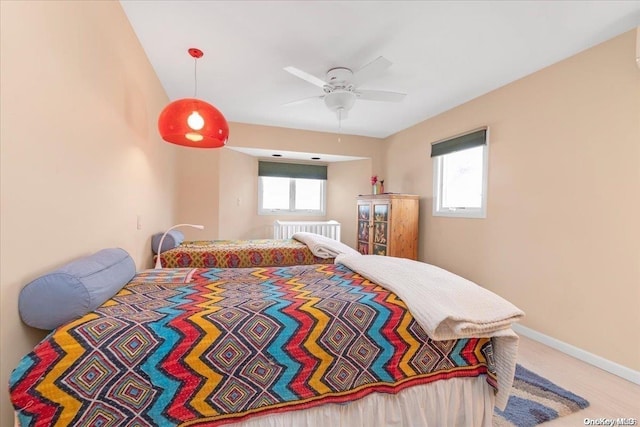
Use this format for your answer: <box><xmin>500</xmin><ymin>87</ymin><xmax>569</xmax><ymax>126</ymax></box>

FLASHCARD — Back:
<box><xmin>512</xmin><ymin>324</ymin><xmax>640</xmax><ymax>385</ymax></box>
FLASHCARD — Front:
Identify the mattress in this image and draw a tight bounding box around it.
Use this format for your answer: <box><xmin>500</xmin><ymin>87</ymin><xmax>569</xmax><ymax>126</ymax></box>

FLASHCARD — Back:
<box><xmin>156</xmin><ymin>239</ymin><xmax>334</xmax><ymax>268</ymax></box>
<box><xmin>10</xmin><ymin>264</ymin><xmax>497</xmax><ymax>426</ymax></box>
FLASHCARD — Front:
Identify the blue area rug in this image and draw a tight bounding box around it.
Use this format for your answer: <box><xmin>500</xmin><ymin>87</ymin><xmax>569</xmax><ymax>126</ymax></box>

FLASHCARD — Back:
<box><xmin>493</xmin><ymin>364</ymin><xmax>590</xmax><ymax>426</ymax></box>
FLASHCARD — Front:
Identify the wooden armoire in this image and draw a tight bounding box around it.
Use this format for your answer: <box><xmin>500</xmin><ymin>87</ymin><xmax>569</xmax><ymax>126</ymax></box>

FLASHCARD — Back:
<box><xmin>356</xmin><ymin>194</ymin><xmax>419</xmax><ymax>259</ymax></box>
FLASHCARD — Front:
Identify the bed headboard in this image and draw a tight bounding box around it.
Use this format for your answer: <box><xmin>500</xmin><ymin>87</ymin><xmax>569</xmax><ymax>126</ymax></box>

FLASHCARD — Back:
<box><xmin>273</xmin><ymin>220</ymin><xmax>341</xmax><ymax>240</ymax></box>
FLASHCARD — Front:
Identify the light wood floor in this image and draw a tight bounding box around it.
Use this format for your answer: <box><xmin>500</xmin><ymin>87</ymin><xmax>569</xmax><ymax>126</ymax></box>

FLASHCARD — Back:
<box><xmin>516</xmin><ymin>335</ymin><xmax>640</xmax><ymax>425</ymax></box>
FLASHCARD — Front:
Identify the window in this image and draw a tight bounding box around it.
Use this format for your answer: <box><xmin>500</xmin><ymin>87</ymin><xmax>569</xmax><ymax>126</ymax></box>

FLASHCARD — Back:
<box><xmin>258</xmin><ymin>161</ymin><xmax>327</xmax><ymax>215</ymax></box>
<box><xmin>431</xmin><ymin>128</ymin><xmax>488</xmax><ymax>218</ymax></box>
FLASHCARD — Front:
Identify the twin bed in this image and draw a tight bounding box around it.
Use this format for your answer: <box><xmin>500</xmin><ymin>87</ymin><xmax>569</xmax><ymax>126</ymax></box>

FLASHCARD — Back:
<box><xmin>155</xmin><ymin>238</ymin><xmax>334</xmax><ymax>268</ymax></box>
<box><xmin>10</xmin><ymin>234</ymin><xmax>522</xmax><ymax>426</ymax></box>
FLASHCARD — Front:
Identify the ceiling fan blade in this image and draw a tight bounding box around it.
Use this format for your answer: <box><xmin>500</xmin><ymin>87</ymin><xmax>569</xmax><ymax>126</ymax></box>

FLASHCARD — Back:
<box><xmin>353</xmin><ymin>56</ymin><xmax>392</xmax><ymax>85</ymax></box>
<box><xmin>357</xmin><ymin>90</ymin><xmax>406</xmax><ymax>102</ymax></box>
<box><xmin>284</xmin><ymin>66</ymin><xmax>327</xmax><ymax>88</ymax></box>
<box><xmin>282</xmin><ymin>95</ymin><xmax>324</xmax><ymax>107</ymax></box>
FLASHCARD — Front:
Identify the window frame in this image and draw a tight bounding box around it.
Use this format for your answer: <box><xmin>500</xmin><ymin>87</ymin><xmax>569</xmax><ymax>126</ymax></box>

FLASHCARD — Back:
<box><xmin>258</xmin><ymin>172</ymin><xmax>327</xmax><ymax>216</ymax></box>
<box><xmin>432</xmin><ymin>128</ymin><xmax>489</xmax><ymax>219</ymax></box>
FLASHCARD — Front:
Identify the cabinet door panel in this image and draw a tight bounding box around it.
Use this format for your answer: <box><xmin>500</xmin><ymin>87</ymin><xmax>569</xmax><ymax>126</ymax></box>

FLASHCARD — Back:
<box><xmin>358</xmin><ymin>204</ymin><xmax>370</xmax><ymax>220</ymax></box>
<box><xmin>357</xmin><ymin>203</ymin><xmax>372</xmax><ymax>255</ymax></box>
<box><xmin>358</xmin><ymin>242</ymin><xmax>370</xmax><ymax>254</ymax></box>
<box><xmin>357</xmin><ymin>220</ymin><xmax>370</xmax><ymax>243</ymax></box>
<box><xmin>373</xmin><ymin>244</ymin><xmax>387</xmax><ymax>256</ymax></box>
<box><xmin>373</xmin><ymin>204</ymin><xmax>388</xmax><ymax>221</ymax></box>
<box><xmin>373</xmin><ymin>222</ymin><xmax>387</xmax><ymax>245</ymax></box>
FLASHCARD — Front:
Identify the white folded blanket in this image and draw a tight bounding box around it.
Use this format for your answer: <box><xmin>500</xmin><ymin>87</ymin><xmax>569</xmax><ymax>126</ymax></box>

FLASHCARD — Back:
<box><xmin>335</xmin><ymin>254</ymin><xmax>524</xmax><ymax>410</ymax></box>
<box><xmin>292</xmin><ymin>232</ymin><xmax>360</xmax><ymax>259</ymax></box>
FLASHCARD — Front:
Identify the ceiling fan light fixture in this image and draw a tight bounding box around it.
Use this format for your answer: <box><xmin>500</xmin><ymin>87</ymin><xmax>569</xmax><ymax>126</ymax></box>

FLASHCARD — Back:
<box><xmin>283</xmin><ymin>57</ymin><xmax>404</xmax><ymax>124</ymax></box>
<box><xmin>324</xmin><ymin>90</ymin><xmax>356</xmax><ymax>112</ymax></box>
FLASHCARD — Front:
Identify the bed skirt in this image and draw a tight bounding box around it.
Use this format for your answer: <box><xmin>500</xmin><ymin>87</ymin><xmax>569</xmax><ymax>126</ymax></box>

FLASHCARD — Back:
<box><xmin>14</xmin><ymin>377</ymin><xmax>494</xmax><ymax>427</ymax></box>
<box><xmin>225</xmin><ymin>376</ymin><xmax>495</xmax><ymax>427</ymax></box>
<box><xmin>223</xmin><ymin>377</ymin><xmax>494</xmax><ymax>427</ymax></box>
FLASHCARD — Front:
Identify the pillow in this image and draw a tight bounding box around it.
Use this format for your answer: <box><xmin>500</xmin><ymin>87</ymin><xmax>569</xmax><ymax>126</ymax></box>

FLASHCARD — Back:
<box><xmin>19</xmin><ymin>248</ymin><xmax>136</xmax><ymax>330</ymax></box>
<box><xmin>151</xmin><ymin>230</ymin><xmax>185</xmax><ymax>254</ymax></box>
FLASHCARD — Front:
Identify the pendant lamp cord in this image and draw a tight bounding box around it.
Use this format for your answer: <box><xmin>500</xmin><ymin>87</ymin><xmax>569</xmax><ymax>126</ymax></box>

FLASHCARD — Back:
<box><xmin>193</xmin><ymin>57</ymin><xmax>198</xmax><ymax>98</ymax></box>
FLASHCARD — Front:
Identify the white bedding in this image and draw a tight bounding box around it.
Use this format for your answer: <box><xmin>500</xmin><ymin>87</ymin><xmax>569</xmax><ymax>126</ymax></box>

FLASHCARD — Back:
<box><xmin>335</xmin><ymin>254</ymin><xmax>524</xmax><ymax>410</ymax></box>
<box><xmin>292</xmin><ymin>231</ymin><xmax>360</xmax><ymax>258</ymax></box>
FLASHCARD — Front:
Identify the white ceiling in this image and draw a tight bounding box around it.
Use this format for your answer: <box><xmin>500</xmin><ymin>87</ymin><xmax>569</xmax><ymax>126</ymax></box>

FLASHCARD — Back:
<box><xmin>227</xmin><ymin>147</ymin><xmax>367</xmax><ymax>163</ymax></box>
<box><xmin>120</xmin><ymin>1</ymin><xmax>639</xmax><ymax>141</ymax></box>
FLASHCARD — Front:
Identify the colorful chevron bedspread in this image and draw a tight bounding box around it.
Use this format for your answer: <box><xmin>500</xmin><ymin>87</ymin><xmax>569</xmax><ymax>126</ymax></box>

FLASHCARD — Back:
<box><xmin>157</xmin><ymin>239</ymin><xmax>334</xmax><ymax>268</ymax></box>
<box><xmin>10</xmin><ymin>264</ymin><xmax>496</xmax><ymax>426</ymax></box>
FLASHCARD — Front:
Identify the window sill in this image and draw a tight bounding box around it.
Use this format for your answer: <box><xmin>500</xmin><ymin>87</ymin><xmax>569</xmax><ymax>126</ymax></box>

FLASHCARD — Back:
<box><xmin>258</xmin><ymin>210</ymin><xmax>326</xmax><ymax>216</ymax></box>
<box><xmin>433</xmin><ymin>209</ymin><xmax>486</xmax><ymax>219</ymax></box>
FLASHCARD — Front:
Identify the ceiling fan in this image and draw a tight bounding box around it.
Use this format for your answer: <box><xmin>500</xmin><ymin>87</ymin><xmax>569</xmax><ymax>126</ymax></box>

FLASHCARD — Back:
<box><xmin>283</xmin><ymin>56</ymin><xmax>406</xmax><ymax>120</ymax></box>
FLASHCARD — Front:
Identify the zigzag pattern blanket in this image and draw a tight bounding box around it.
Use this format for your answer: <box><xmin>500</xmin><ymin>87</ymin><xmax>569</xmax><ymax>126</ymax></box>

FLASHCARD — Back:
<box><xmin>157</xmin><ymin>239</ymin><xmax>334</xmax><ymax>268</ymax></box>
<box><xmin>10</xmin><ymin>264</ymin><xmax>496</xmax><ymax>426</ymax></box>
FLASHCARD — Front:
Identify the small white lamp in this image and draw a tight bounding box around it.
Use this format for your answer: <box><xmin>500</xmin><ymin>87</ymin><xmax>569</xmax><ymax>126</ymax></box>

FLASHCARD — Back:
<box><xmin>154</xmin><ymin>223</ymin><xmax>204</xmax><ymax>269</ymax></box>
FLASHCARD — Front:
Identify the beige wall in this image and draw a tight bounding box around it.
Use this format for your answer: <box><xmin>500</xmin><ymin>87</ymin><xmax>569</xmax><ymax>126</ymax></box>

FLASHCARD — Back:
<box><xmin>176</xmin><ymin>122</ymin><xmax>385</xmax><ymax>243</ymax></box>
<box><xmin>175</xmin><ymin>147</ymin><xmax>221</xmax><ymax>239</ymax></box>
<box><xmin>327</xmin><ymin>160</ymin><xmax>373</xmax><ymax>247</ymax></box>
<box><xmin>385</xmin><ymin>30</ymin><xmax>640</xmax><ymax>371</ymax></box>
<box><xmin>0</xmin><ymin>1</ymin><xmax>176</xmax><ymax>422</ymax></box>
<box><xmin>218</xmin><ymin>148</ymin><xmax>262</xmax><ymax>238</ymax></box>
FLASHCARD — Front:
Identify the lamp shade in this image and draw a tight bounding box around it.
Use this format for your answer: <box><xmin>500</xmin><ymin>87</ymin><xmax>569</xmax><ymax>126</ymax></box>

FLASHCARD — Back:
<box><xmin>324</xmin><ymin>90</ymin><xmax>356</xmax><ymax>112</ymax></box>
<box><xmin>158</xmin><ymin>98</ymin><xmax>229</xmax><ymax>148</ymax></box>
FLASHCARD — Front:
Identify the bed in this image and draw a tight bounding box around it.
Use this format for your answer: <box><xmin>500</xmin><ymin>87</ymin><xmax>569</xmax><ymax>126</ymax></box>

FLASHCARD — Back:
<box><xmin>10</xmin><ymin>252</ymin><xmax>522</xmax><ymax>426</ymax></box>
<box><xmin>155</xmin><ymin>238</ymin><xmax>335</xmax><ymax>268</ymax></box>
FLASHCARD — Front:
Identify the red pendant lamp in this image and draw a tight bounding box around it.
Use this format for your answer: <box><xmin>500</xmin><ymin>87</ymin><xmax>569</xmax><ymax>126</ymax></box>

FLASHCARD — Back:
<box><xmin>158</xmin><ymin>48</ymin><xmax>229</xmax><ymax>148</ymax></box>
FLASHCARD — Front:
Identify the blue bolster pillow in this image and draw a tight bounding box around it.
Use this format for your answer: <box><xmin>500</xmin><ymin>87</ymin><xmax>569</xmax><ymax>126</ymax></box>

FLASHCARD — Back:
<box><xmin>151</xmin><ymin>230</ymin><xmax>184</xmax><ymax>254</ymax></box>
<box><xmin>19</xmin><ymin>248</ymin><xmax>136</xmax><ymax>330</ymax></box>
